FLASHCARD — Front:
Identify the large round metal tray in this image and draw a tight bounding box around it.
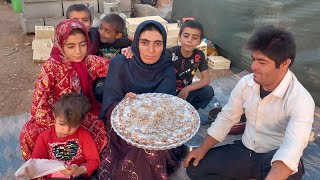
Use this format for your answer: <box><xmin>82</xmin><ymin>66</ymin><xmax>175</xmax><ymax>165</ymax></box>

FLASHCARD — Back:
<box><xmin>111</xmin><ymin>93</ymin><xmax>200</xmax><ymax>150</ymax></box>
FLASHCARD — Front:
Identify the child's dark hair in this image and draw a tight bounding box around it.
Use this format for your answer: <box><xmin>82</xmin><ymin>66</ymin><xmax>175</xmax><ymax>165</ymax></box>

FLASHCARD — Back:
<box><xmin>66</xmin><ymin>4</ymin><xmax>92</xmax><ymax>22</ymax></box>
<box><xmin>54</xmin><ymin>93</ymin><xmax>90</xmax><ymax>127</ymax></box>
<box><xmin>247</xmin><ymin>25</ymin><xmax>296</xmax><ymax>68</ymax></box>
<box><xmin>179</xmin><ymin>20</ymin><xmax>204</xmax><ymax>39</ymax></box>
<box><xmin>101</xmin><ymin>13</ymin><xmax>125</xmax><ymax>34</ymax></box>
<box><xmin>70</xmin><ymin>28</ymin><xmax>86</xmax><ymax>37</ymax></box>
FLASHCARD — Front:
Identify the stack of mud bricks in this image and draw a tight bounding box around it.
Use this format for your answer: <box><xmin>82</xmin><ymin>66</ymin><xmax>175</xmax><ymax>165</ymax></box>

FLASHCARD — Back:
<box><xmin>126</xmin><ymin>17</ymin><xmax>182</xmax><ymax>48</ymax></box>
<box><xmin>166</xmin><ymin>23</ymin><xmax>180</xmax><ymax>48</ymax></box>
<box><xmin>119</xmin><ymin>0</ymin><xmax>132</xmax><ymax>18</ymax></box>
<box><xmin>207</xmin><ymin>56</ymin><xmax>231</xmax><ymax>70</ymax></box>
<box><xmin>20</xmin><ymin>0</ymin><xmax>132</xmax><ymax>33</ymax></box>
<box><xmin>99</xmin><ymin>0</ymin><xmax>132</xmax><ymax>18</ymax></box>
<box><xmin>32</xmin><ymin>26</ymin><xmax>54</xmax><ymax>62</ymax></box>
<box><xmin>126</xmin><ymin>15</ymin><xmax>167</xmax><ymax>38</ymax></box>
<box><xmin>20</xmin><ymin>0</ymin><xmax>64</xmax><ymax>33</ymax></box>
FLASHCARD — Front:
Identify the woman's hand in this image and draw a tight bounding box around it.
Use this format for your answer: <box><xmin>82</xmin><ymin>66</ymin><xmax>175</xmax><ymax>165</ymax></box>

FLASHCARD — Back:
<box><xmin>125</xmin><ymin>92</ymin><xmax>137</xmax><ymax>99</ymax></box>
<box><xmin>122</xmin><ymin>46</ymin><xmax>134</xmax><ymax>59</ymax></box>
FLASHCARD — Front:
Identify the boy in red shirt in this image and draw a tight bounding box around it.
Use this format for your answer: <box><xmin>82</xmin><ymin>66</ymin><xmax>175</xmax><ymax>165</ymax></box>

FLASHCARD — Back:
<box><xmin>31</xmin><ymin>93</ymin><xmax>100</xmax><ymax>179</ymax></box>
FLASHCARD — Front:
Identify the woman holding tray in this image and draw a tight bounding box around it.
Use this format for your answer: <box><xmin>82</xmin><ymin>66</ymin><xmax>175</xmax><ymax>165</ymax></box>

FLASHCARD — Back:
<box><xmin>97</xmin><ymin>20</ymin><xmax>179</xmax><ymax>179</ymax></box>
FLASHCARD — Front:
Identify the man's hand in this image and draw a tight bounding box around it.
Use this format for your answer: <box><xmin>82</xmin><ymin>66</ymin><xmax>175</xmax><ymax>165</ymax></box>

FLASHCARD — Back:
<box><xmin>178</xmin><ymin>87</ymin><xmax>191</xmax><ymax>100</ymax></box>
<box><xmin>183</xmin><ymin>146</ymin><xmax>208</xmax><ymax>168</ymax></box>
<box><xmin>265</xmin><ymin>161</ymin><xmax>293</xmax><ymax>180</ymax></box>
<box><xmin>125</xmin><ymin>92</ymin><xmax>137</xmax><ymax>99</ymax></box>
<box><xmin>183</xmin><ymin>135</ymin><xmax>219</xmax><ymax>168</ymax></box>
<box><xmin>121</xmin><ymin>46</ymin><xmax>134</xmax><ymax>59</ymax></box>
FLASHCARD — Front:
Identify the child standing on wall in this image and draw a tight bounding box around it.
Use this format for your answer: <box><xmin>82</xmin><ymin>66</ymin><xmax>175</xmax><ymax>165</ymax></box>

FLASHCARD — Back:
<box><xmin>168</xmin><ymin>20</ymin><xmax>214</xmax><ymax>110</ymax></box>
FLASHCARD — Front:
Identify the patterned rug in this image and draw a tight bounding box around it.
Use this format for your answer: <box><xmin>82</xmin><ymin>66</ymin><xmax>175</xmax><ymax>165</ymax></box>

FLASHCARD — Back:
<box><xmin>0</xmin><ymin>113</ymin><xmax>29</xmax><ymax>179</ymax></box>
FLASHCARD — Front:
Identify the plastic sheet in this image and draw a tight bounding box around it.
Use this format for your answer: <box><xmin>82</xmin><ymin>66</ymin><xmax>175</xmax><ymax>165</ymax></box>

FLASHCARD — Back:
<box><xmin>15</xmin><ymin>158</ymin><xmax>65</xmax><ymax>179</ymax></box>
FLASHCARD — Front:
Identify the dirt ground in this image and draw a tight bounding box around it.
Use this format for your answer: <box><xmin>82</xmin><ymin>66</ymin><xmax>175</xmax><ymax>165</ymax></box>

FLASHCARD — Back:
<box><xmin>0</xmin><ymin>3</ymin><xmax>41</xmax><ymax>116</ymax></box>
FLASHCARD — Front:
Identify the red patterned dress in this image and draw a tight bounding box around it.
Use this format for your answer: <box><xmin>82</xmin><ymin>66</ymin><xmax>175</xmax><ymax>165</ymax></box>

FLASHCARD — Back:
<box><xmin>19</xmin><ymin>19</ymin><xmax>110</xmax><ymax>160</ymax></box>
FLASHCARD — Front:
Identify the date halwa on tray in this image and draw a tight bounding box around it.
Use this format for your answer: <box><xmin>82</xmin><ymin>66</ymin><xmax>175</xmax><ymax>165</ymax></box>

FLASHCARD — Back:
<box><xmin>111</xmin><ymin>93</ymin><xmax>200</xmax><ymax>150</ymax></box>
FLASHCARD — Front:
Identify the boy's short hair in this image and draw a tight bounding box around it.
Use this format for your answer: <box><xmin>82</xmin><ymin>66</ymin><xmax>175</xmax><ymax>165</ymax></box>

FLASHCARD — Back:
<box><xmin>66</xmin><ymin>4</ymin><xmax>92</xmax><ymax>22</ymax></box>
<box><xmin>101</xmin><ymin>13</ymin><xmax>125</xmax><ymax>34</ymax></box>
<box><xmin>247</xmin><ymin>25</ymin><xmax>296</xmax><ymax>68</ymax></box>
<box><xmin>179</xmin><ymin>20</ymin><xmax>204</xmax><ymax>39</ymax></box>
<box><xmin>54</xmin><ymin>93</ymin><xmax>90</xmax><ymax>127</ymax></box>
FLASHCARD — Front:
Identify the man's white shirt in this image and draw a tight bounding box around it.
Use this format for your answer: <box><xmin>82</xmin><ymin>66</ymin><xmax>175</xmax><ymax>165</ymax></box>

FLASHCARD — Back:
<box><xmin>207</xmin><ymin>70</ymin><xmax>315</xmax><ymax>172</ymax></box>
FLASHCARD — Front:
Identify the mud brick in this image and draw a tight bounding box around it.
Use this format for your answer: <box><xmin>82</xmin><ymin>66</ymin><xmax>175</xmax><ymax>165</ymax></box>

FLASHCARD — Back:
<box><xmin>126</xmin><ymin>17</ymin><xmax>144</xmax><ymax>32</ymax></box>
<box><xmin>44</xmin><ymin>16</ymin><xmax>65</xmax><ymax>28</ymax></box>
<box><xmin>20</xmin><ymin>14</ymin><xmax>44</xmax><ymax>33</ymax></box>
<box><xmin>167</xmin><ymin>23</ymin><xmax>180</xmax><ymax>36</ymax></box>
<box><xmin>22</xmin><ymin>0</ymin><xmax>63</xmax><ymax>19</ymax></box>
<box><xmin>126</xmin><ymin>16</ymin><xmax>167</xmax><ymax>33</ymax></box>
<box><xmin>122</xmin><ymin>11</ymin><xmax>131</xmax><ymax>18</ymax></box>
<box><xmin>103</xmin><ymin>1</ymin><xmax>121</xmax><ymax>14</ymax></box>
<box><xmin>119</xmin><ymin>0</ymin><xmax>131</xmax><ymax>12</ymax></box>
<box><xmin>35</xmin><ymin>26</ymin><xmax>54</xmax><ymax>40</ymax></box>
<box><xmin>167</xmin><ymin>36</ymin><xmax>178</xmax><ymax>44</ymax></box>
<box><xmin>99</xmin><ymin>0</ymin><xmax>130</xmax><ymax>13</ymax></box>
<box><xmin>142</xmin><ymin>16</ymin><xmax>167</xmax><ymax>27</ymax></box>
<box><xmin>207</xmin><ymin>56</ymin><xmax>231</xmax><ymax>70</ymax></box>
<box><xmin>166</xmin><ymin>43</ymin><xmax>177</xmax><ymax>48</ymax></box>
<box><xmin>166</xmin><ymin>36</ymin><xmax>178</xmax><ymax>48</ymax></box>
<box><xmin>32</xmin><ymin>38</ymin><xmax>53</xmax><ymax>63</ymax></box>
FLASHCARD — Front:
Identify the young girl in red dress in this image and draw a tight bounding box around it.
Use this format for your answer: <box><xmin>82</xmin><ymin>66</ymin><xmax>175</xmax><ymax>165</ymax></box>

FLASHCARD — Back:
<box><xmin>20</xmin><ymin>19</ymin><xmax>110</xmax><ymax>161</ymax></box>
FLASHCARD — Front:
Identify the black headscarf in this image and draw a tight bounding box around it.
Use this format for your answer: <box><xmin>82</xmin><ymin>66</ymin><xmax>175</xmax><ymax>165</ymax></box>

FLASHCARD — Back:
<box><xmin>99</xmin><ymin>20</ymin><xmax>176</xmax><ymax>120</ymax></box>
